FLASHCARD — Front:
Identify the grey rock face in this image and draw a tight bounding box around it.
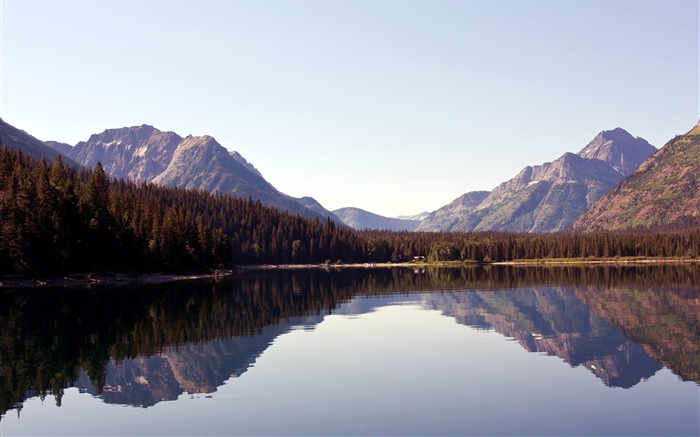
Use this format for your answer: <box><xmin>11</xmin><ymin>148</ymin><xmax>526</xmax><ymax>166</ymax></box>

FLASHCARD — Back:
<box><xmin>417</xmin><ymin>128</ymin><xmax>656</xmax><ymax>233</ymax></box>
<box><xmin>48</xmin><ymin>124</ymin><xmax>339</xmax><ymax>221</ymax></box>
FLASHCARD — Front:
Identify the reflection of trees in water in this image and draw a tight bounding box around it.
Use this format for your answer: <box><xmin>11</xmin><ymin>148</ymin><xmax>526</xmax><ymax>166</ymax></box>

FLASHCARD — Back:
<box><xmin>0</xmin><ymin>264</ymin><xmax>698</xmax><ymax>416</ymax></box>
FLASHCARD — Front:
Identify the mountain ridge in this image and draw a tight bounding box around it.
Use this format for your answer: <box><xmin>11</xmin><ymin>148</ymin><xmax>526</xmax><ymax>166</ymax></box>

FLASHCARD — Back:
<box><xmin>45</xmin><ymin>124</ymin><xmax>341</xmax><ymax>222</ymax></box>
<box><xmin>572</xmin><ymin>120</ymin><xmax>700</xmax><ymax>231</ymax></box>
<box><xmin>416</xmin><ymin>128</ymin><xmax>656</xmax><ymax>233</ymax></box>
<box><xmin>0</xmin><ymin>118</ymin><xmax>80</xmax><ymax>167</ymax></box>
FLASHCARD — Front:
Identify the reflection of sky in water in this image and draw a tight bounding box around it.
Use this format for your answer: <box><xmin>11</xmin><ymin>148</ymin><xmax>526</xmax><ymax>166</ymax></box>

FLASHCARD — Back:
<box><xmin>4</xmin><ymin>294</ymin><xmax>698</xmax><ymax>437</ymax></box>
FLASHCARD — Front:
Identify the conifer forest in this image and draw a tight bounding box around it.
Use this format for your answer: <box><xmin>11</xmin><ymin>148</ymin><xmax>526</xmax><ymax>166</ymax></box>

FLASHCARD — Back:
<box><xmin>1</xmin><ymin>146</ymin><xmax>698</xmax><ymax>276</ymax></box>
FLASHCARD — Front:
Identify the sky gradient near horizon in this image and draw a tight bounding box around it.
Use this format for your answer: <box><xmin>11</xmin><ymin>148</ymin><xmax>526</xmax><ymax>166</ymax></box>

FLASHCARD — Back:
<box><xmin>1</xmin><ymin>0</ymin><xmax>698</xmax><ymax>217</ymax></box>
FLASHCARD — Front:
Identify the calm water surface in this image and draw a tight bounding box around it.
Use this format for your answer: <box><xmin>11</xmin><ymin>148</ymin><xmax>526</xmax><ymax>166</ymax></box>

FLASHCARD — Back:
<box><xmin>1</xmin><ymin>265</ymin><xmax>698</xmax><ymax>436</ymax></box>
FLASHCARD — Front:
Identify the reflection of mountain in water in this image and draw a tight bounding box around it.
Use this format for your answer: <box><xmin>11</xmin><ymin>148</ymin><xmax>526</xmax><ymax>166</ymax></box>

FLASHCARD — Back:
<box><xmin>574</xmin><ymin>284</ymin><xmax>700</xmax><ymax>384</ymax></box>
<box><xmin>1</xmin><ymin>265</ymin><xmax>697</xmax><ymax>417</ymax></box>
<box><xmin>421</xmin><ymin>288</ymin><xmax>662</xmax><ymax>388</ymax></box>
<box><xmin>69</xmin><ymin>294</ymin><xmax>416</xmax><ymax>408</ymax></box>
<box><xmin>73</xmin><ymin>314</ymin><xmax>323</xmax><ymax>407</ymax></box>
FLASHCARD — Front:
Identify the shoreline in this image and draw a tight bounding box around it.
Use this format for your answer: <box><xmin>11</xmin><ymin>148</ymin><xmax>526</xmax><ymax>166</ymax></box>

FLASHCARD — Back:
<box><xmin>2</xmin><ymin>257</ymin><xmax>697</xmax><ymax>289</ymax></box>
<box><xmin>0</xmin><ymin>270</ymin><xmax>235</xmax><ymax>290</ymax></box>
<box><xmin>242</xmin><ymin>257</ymin><xmax>699</xmax><ymax>269</ymax></box>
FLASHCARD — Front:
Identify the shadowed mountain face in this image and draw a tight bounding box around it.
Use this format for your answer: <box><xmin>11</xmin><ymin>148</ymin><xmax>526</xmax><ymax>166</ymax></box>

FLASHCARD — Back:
<box><xmin>417</xmin><ymin>129</ymin><xmax>656</xmax><ymax>233</ymax></box>
<box><xmin>573</xmin><ymin>120</ymin><xmax>700</xmax><ymax>231</ymax></box>
<box><xmin>1</xmin><ymin>265</ymin><xmax>696</xmax><ymax>416</ymax></box>
<box><xmin>45</xmin><ymin>124</ymin><xmax>340</xmax><ymax>221</ymax></box>
<box><xmin>0</xmin><ymin>119</ymin><xmax>79</xmax><ymax>167</ymax></box>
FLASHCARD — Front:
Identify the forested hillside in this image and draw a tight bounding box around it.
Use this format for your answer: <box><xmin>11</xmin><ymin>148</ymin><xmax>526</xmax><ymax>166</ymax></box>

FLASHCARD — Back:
<box><xmin>574</xmin><ymin>121</ymin><xmax>700</xmax><ymax>231</ymax></box>
<box><xmin>1</xmin><ymin>146</ymin><xmax>698</xmax><ymax>276</ymax></box>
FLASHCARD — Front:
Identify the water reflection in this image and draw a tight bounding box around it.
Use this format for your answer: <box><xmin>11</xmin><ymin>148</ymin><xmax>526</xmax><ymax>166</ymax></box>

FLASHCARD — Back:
<box><xmin>0</xmin><ymin>265</ymin><xmax>698</xmax><ymax>418</ymax></box>
<box><xmin>422</xmin><ymin>288</ymin><xmax>662</xmax><ymax>388</ymax></box>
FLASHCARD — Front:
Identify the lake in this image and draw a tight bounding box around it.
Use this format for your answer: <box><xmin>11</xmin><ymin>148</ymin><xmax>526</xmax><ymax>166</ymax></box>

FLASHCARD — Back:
<box><xmin>1</xmin><ymin>265</ymin><xmax>698</xmax><ymax>436</ymax></box>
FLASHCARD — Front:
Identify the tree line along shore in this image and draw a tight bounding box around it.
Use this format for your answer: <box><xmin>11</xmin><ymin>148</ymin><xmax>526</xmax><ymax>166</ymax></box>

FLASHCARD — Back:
<box><xmin>1</xmin><ymin>146</ymin><xmax>699</xmax><ymax>279</ymax></box>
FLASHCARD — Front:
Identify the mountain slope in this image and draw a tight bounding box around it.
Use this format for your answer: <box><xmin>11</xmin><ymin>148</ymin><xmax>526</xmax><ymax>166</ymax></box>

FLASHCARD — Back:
<box><xmin>0</xmin><ymin>118</ymin><xmax>78</xmax><ymax>166</ymax></box>
<box><xmin>417</xmin><ymin>128</ymin><xmax>656</xmax><ymax>233</ymax></box>
<box><xmin>415</xmin><ymin>191</ymin><xmax>489</xmax><ymax>232</ymax></box>
<box><xmin>333</xmin><ymin>207</ymin><xmax>421</xmax><ymax>231</ymax></box>
<box><xmin>573</xmin><ymin>121</ymin><xmax>700</xmax><ymax>231</ymax></box>
<box><xmin>48</xmin><ymin>125</ymin><xmax>340</xmax><ymax>221</ymax></box>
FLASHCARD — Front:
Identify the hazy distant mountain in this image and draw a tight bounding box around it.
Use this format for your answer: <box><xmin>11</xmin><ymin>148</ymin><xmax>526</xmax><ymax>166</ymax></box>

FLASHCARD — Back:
<box><xmin>0</xmin><ymin>118</ymin><xmax>78</xmax><ymax>166</ymax></box>
<box><xmin>48</xmin><ymin>124</ymin><xmax>340</xmax><ymax>221</ymax></box>
<box><xmin>573</xmin><ymin>121</ymin><xmax>700</xmax><ymax>231</ymax></box>
<box><xmin>396</xmin><ymin>211</ymin><xmax>431</xmax><ymax>221</ymax></box>
<box><xmin>417</xmin><ymin>129</ymin><xmax>656</xmax><ymax>233</ymax></box>
<box><xmin>44</xmin><ymin>140</ymin><xmax>73</xmax><ymax>156</ymax></box>
<box><xmin>333</xmin><ymin>207</ymin><xmax>421</xmax><ymax>231</ymax></box>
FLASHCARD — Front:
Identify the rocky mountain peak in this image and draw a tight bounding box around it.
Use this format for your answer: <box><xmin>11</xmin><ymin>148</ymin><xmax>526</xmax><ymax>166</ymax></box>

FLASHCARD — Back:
<box><xmin>2</xmin><ymin>119</ymin><xmax>341</xmax><ymax>222</ymax></box>
<box><xmin>69</xmin><ymin>125</ymin><xmax>182</xmax><ymax>181</ymax></box>
<box><xmin>85</xmin><ymin>124</ymin><xmax>162</xmax><ymax>147</ymax></box>
<box><xmin>577</xmin><ymin>128</ymin><xmax>656</xmax><ymax>176</ymax></box>
<box><xmin>418</xmin><ymin>127</ymin><xmax>655</xmax><ymax>233</ymax></box>
<box><xmin>573</xmin><ymin>120</ymin><xmax>700</xmax><ymax>231</ymax></box>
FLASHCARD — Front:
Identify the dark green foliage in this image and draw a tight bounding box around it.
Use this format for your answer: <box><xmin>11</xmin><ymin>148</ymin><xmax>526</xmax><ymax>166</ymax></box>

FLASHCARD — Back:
<box><xmin>1</xmin><ymin>145</ymin><xmax>699</xmax><ymax>276</ymax></box>
<box><xmin>0</xmin><ymin>147</ymin><xmax>231</xmax><ymax>274</ymax></box>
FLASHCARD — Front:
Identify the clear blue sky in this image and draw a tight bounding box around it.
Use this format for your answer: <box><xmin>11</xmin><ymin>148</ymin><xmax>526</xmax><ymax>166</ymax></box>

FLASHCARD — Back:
<box><xmin>1</xmin><ymin>0</ymin><xmax>698</xmax><ymax>217</ymax></box>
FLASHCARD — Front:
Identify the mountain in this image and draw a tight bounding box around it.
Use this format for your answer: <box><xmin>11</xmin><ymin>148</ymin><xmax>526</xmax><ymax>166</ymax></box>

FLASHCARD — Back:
<box><xmin>414</xmin><ymin>191</ymin><xmax>489</xmax><ymax>232</ymax></box>
<box><xmin>48</xmin><ymin>124</ymin><xmax>341</xmax><ymax>221</ymax></box>
<box><xmin>230</xmin><ymin>150</ymin><xmax>264</xmax><ymax>178</ymax></box>
<box><xmin>333</xmin><ymin>207</ymin><xmax>421</xmax><ymax>231</ymax></box>
<box><xmin>44</xmin><ymin>140</ymin><xmax>73</xmax><ymax>156</ymax></box>
<box><xmin>416</xmin><ymin>128</ymin><xmax>656</xmax><ymax>233</ymax></box>
<box><xmin>577</xmin><ymin>127</ymin><xmax>658</xmax><ymax>175</ymax></box>
<box><xmin>0</xmin><ymin>118</ymin><xmax>78</xmax><ymax>166</ymax></box>
<box><xmin>65</xmin><ymin>124</ymin><xmax>181</xmax><ymax>182</ymax></box>
<box><xmin>573</xmin><ymin>121</ymin><xmax>700</xmax><ymax>231</ymax></box>
<box><xmin>396</xmin><ymin>211</ymin><xmax>431</xmax><ymax>221</ymax></box>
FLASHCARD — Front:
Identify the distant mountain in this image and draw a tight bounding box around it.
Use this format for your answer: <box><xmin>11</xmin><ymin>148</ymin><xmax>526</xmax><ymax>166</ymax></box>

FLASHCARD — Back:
<box><xmin>573</xmin><ymin>121</ymin><xmax>700</xmax><ymax>231</ymax></box>
<box><xmin>333</xmin><ymin>207</ymin><xmax>421</xmax><ymax>231</ymax></box>
<box><xmin>415</xmin><ymin>191</ymin><xmax>489</xmax><ymax>232</ymax></box>
<box><xmin>48</xmin><ymin>124</ymin><xmax>341</xmax><ymax>222</ymax></box>
<box><xmin>396</xmin><ymin>211</ymin><xmax>431</xmax><ymax>221</ymax></box>
<box><xmin>417</xmin><ymin>128</ymin><xmax>656</xmax><ymax>233</ymax></box>
<box><xmin>44</xmin><ymin>140</ymin><xmax>73</xmax><ymax>156</ymax></box>
<box><xmin>0</xmin><ymin>118</ymin><xmax>78</xmax><ymax>166</ymax></box>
